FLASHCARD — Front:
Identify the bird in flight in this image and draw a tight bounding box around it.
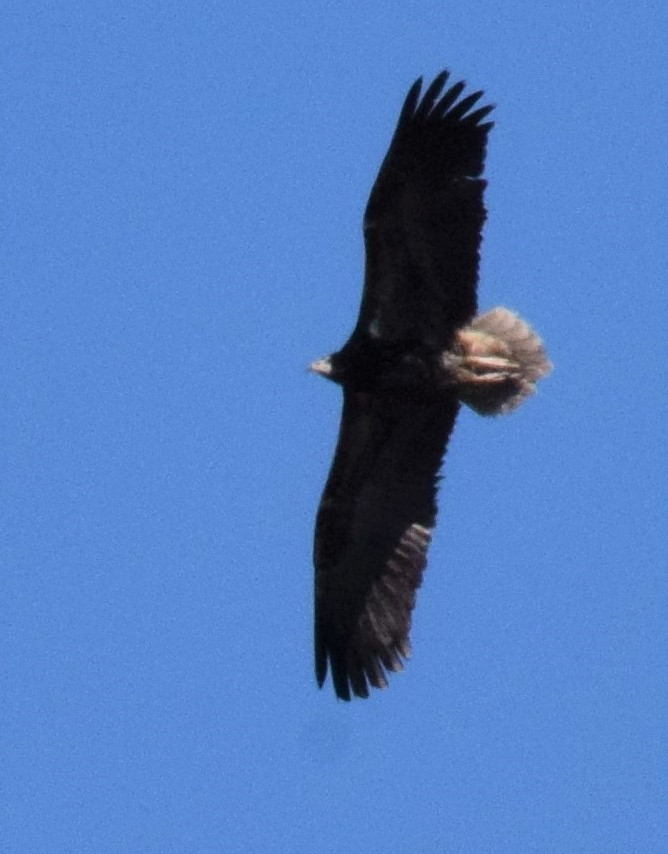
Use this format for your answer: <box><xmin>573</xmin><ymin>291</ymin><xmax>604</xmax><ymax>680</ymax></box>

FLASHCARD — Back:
<box><xmin>310</xmin><ymin>70</ymin><xmax>551</xmax><ymax>700</ymax></box>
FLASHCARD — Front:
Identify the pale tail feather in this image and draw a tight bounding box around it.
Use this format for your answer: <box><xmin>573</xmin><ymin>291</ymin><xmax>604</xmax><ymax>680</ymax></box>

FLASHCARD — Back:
<box><xmin>452</xmin><ymin>307</ymin><xmax>552</xmax><ymax>415</ymax></box>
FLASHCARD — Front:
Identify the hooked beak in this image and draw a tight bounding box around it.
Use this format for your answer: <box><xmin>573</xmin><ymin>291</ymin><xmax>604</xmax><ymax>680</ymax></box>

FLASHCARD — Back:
<box><xmin>308</xmin><ymin>357</ymin><xmax>333</xmax><ymax>378</ymax></box>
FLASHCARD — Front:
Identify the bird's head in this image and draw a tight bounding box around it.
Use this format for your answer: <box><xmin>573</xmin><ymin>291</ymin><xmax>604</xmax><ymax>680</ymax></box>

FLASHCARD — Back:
<box><xmin>308</xmin><ymin>353</ymin><xmax>344</xmax><ymax>384</ymax></box>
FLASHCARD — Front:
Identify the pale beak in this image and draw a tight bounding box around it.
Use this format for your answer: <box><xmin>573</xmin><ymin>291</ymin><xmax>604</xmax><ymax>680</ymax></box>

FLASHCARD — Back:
<box><xmin>308</xmin><ymin>357</ymin><xmax>333</xmax><ymax>378</ymax></box>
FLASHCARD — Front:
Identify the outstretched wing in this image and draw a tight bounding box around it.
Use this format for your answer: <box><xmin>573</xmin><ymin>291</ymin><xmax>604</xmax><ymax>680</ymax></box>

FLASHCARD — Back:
<box><xmin>356</xmin><ymin>71</ymin><xmax>494</xmax><ymax>348</ymax></box>
<box><xmin>314</xmin><ymin>389</ymin><xmax>459</xmax><ymax>700</ymax></box>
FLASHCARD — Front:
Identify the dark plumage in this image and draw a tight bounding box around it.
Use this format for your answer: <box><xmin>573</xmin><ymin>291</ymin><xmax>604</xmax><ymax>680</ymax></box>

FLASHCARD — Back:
<box><xmin>310</xmin><ymin>70</ymin><xmax>551</xmax><ymax>700</ymax></box>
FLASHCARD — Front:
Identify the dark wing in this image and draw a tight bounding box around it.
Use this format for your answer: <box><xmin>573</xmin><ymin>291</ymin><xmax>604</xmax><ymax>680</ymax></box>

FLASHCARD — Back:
<box><xmin>355</xmin><ymin>70</ymin><xmax>494</xmax><ymax>348</ymax></box>
<box><xmin>314</xmin><ymin>389</ymin><xmax>459</xmax><ymax>700</ymax></box>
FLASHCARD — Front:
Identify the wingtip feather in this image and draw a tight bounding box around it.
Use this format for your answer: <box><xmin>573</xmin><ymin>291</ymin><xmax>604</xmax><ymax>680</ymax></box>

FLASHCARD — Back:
<box><xmin>398</xmin><ymin>76</ymin><xmax>423</xmax><ymax>126</ymax></box>
<box><xmin>414</xmin><ymin>70</ymin><xmax>450</xmax><ymax>119</ymax></box>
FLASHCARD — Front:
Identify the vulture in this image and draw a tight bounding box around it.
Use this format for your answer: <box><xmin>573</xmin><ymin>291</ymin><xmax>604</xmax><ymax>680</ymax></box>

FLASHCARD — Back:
<box><xmin>310</xmin><ymin>70</ymin><xmax>551</xmax><ymax>700</ymax></box>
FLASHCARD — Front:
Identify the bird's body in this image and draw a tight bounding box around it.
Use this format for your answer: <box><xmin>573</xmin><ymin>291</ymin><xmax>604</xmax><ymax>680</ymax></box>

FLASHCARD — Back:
<box><xmin>311</xmin><ymin>71</ymin><xmax>551</xmax><ymax>700</ymax></box>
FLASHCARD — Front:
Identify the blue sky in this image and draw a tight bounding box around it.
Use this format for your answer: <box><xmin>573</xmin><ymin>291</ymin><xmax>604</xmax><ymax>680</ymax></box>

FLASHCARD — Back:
<box><xmin>2</xmin><ymin>2</ymin><xmax>667</xmax><ymax>852</ymax></box>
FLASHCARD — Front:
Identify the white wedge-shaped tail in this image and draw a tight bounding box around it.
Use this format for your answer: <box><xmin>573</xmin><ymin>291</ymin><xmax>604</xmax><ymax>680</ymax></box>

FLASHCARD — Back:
<box><xmin>448</xmin><ymin>308</ymin><xmax>552</xmax><ymax>415</ymax></box>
